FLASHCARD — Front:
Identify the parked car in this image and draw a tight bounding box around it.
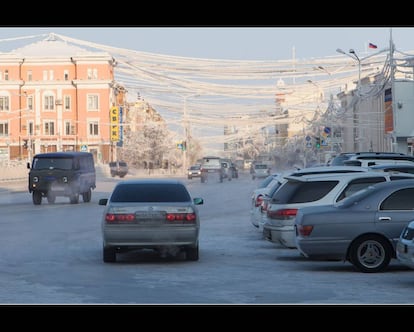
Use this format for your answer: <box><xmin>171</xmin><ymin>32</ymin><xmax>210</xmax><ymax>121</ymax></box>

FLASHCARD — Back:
<box><xmin>109</xmin><ymin>161</ymin><xmax>128</xmax><ymax>178</ymax></box>
<box><xmin>100</xmin><ymin>179</ymin><xmax>204</xmax><ymax>263</ymax></box>
<box><xmin>329</xmin><ymin>152</ymin><xmax>412</xmax><ymax>166</ymax></box>
<box><xmin>262</xmin><ymin>171</ymin><xmax>414</xmax><ymax>249</ymax></box>
<box><xmin>187</xmin><ymin>164</ymin><xmax>202</xmax><ymax>179</ymax></box>
<box><xmin>369</xmin><ymin>163</ymin><xmax>414</xmax><ymax>174</ymax></box>
<box><xmin>295</xmin><ymin>179</ymin><xmax>414</xmax><ymax>273</ymax></box>
<box><xmin>396</xmin><ymin>220</ymin><xmax>414</xmax><ymax>269</ymax></box>
<box><xmin>27</xmin><ymin>151</ymin><xmax>96</xmax><ymax>205</ymax></box>
<box><xmin>252</xmin><ymin>163</ymin><xmax>270</xmax><ymax>180</ymax></box>
<box><xmin>250</xmin><ymin>166</ymin><xmax>371</xmax><ymax>230</ymax></box>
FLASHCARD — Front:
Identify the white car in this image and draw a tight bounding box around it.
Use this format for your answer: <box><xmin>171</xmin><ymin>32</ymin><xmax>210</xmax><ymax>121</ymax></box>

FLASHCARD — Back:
<box><xmin>396</xmin><ymin>220</ymin><xmax>414</xmax><ymax>269</ymax></box>
<box><xmin>262</xmin><ymin>170</ymin><xmax>414</xmax><ymax>249</ymax></box>
<box><xmin>250</xmin><ymin>166</ymin><xmax>371</xmax><ymax>230</ymax></box>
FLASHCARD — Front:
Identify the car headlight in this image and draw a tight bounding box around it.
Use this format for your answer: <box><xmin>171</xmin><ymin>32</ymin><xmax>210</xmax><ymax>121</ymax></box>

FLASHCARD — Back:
<box><xmin>33</xmin><ymin>176</ymin><xmax>39</xmax><ymax>183</ymax></box>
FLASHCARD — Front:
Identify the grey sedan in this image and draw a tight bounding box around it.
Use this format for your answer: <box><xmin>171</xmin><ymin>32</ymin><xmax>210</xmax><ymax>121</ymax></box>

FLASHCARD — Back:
<box><xmin>100</xmin><ymin>179</ymin><xmax>203</xmax><ymax>263</ymax></box>
<box><xmin>295</xmin><ymin>179</ymin><xmax>414</xmax><ymax>273</ymax></box>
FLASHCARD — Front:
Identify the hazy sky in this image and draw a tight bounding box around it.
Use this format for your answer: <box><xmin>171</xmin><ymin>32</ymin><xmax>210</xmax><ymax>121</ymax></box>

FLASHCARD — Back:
<box><xmin>0</xmin><ymin>26</ymin><xmax>413</xmax><ymax>61</ymax></box>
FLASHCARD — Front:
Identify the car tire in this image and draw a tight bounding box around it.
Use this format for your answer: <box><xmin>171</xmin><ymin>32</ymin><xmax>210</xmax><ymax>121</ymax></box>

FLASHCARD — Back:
<box><xmin>185</xmin><ymin>245</ymin><xmax>199</xmax><ymax>261</ymax></box>
<box><xmin>32</xmin><ymin>191</ymin><xmax>42</xmax><ymax>205</ymax></box>
<box><xmin>103</xmin><ymin>245</ymin><xmax>116</xmax><ymax>263</ymax></box>
<box><xmin>69</xmin><ymin>193</ymin><xmax>79</xmax><ymax>204</ymax></box>
<box><xmin>349</xmin><ymin>235</ymin><xmax>392</xmax><ymax>273</ymax></box>
<box><xmin>82</xmin><ymin>188</ymin><xmax>92</xmax><ymax>202</ymax></box>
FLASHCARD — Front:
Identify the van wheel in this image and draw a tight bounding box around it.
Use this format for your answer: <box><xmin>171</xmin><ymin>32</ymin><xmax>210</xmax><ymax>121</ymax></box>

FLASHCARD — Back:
<box><xmin>47</xmin><ymin>192</ymin><xmax>56</xmax><ymax>204</ymax></box>
<box><xmin>82</xmin><ymin>188</ymin><xmax>92</xmax><ymax>202</ymax></box>
<box><xmin>69</xmin><ymin>193</ymin><xmax>79</xmax><ymax>204</ymax></box>
<box><xmin>32</xmin><ymin>191</ymin><xmax>42</xmax><ymax>205</ymax></box>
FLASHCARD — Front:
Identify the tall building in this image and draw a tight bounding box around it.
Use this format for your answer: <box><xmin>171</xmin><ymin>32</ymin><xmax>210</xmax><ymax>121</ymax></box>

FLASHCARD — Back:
<box><xmin>0</xmin><ymin>33</ymin><xmax>123</xmax><ymax>163</ymax></box>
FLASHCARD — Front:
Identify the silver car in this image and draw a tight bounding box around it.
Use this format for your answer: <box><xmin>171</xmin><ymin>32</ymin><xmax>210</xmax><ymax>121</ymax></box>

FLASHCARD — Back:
<box><xmin>263</xmin><ymin>171</ymin><xmax>414</xmax><ymax>249</ymax></box>
<box><xmin>295</xmin><ymin>179</ymin><xmax>414</xmax><ymax>273</ymax></box>
<box><xmin>396</xmin><ymin>220</ymin><xmax>414</xmax><ymax>269</ymax></box>
<box><xmin>100</xmin><ymin>179</ymin><xmax>203</xmax><ymax>263</ymax></box>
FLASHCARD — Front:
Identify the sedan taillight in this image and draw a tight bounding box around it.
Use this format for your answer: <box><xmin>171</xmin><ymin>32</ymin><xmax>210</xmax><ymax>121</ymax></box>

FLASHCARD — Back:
<box><xmin>105</xmin><ymin>213</ymin><xmax>135</xmax><ymax>222</ymax></box>
<box><xmin>166</xmin><ymin>213</ymin><xmax>197</xmax><ymax>223</ymax></box>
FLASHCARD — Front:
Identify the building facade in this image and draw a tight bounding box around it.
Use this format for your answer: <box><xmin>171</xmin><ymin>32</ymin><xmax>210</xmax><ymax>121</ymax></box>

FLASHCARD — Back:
<box><xmin>0</xmin><ymin>33</ymin><xmax>124</xmax><ymax>164</ymax></box>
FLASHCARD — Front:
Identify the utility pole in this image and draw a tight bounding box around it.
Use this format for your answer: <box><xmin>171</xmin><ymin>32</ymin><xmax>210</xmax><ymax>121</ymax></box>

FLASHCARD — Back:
<box><xmin>389</xmin><ymin>28</ymin><xmax>397</xmax><ymax>152</ymax></box>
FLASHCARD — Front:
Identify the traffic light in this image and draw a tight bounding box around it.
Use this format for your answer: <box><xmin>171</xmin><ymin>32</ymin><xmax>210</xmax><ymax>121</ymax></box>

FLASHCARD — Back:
<box><xmin>314</xmin><ymin>137</ymin><xmax>321</xmax><ymax>149</ymax></box>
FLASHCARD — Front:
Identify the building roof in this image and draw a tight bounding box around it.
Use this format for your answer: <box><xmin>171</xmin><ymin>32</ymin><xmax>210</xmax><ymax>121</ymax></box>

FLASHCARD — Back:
<box><xmin>11</xmin><ymin>33</ymin><xmax>101</xmax><ymax>58</ymax></box>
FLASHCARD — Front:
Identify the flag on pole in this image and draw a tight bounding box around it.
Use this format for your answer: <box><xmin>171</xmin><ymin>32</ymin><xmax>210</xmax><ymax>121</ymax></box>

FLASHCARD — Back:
<box><xmin>368</xmin><ymin>42</ymin><xmax>378</xmax><ymax>49</ymax></box>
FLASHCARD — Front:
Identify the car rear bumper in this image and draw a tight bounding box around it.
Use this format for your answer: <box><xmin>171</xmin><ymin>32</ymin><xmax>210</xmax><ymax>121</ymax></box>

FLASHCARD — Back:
<box><xmin>263</xmin><ymin>224</ymin><xmax>296</xmax><ymax>248</ymax></box>
<box><xmin>103</xmin><ymin>225</ymin><xmax>199</xmax><ymax>247</ymax></box>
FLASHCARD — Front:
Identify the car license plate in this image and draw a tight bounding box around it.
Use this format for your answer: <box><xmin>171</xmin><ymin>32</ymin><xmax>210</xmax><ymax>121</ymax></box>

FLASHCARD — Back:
<box><xmin>135</xmin><ymin>212</ymin><xmax>164</xmax><ymax>220</ymax></box>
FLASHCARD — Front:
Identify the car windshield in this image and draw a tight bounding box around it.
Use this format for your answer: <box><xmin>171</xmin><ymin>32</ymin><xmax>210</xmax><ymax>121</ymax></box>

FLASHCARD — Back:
<box><xmin>110</xmin><ymin>183</ymin><xmax>192</xmax><ymax>203</ymax></box>
<box><xmin>32</xmin><ymin>158</ymin><xmax>73</xmax><ymax>170</ymax></box>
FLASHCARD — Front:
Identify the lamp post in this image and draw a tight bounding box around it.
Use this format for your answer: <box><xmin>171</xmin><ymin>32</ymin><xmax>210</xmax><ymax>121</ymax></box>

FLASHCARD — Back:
<box><xmin>180</xmin><ymin>93</ymin><xmax>200</xmax><ymax>174</ymax></box>
<box><xmin>336</xmin><ymin>48</ymin><xmax>362</xmax><ymax>152</ymax></box>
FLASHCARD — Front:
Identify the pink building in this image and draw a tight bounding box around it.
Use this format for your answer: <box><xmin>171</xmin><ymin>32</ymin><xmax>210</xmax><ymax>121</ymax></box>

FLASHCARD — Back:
<box><xmin>0</xmin><ymin>33</ymin><xmax>125</xmax><ymax>163</ymax></box>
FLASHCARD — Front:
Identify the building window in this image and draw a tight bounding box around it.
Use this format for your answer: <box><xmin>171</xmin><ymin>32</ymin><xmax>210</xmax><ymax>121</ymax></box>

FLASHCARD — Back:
<box><xmin>28</xmin><ymin>121</ymin><xmax>34</xmax><ymax>136</ymax></box>
<box><xmin>0</xmin><ymin>122</ymin><xmax>8</xmax><ymax>136</ymax></box>
<box><xmin>87</xmin><ymin>95</ymin><xmax>99</xmax><ymax>110</ymax></box>
<box><xmin>4</xmin><ymin>70</ymin><xmax>9</xmax><ymax>81</ymax></box>
<box><xmin>87</xmin><ymin>68</ymin><xmax>98</xmax><ymax>79</ymax></box>
<box><xmin>44</xmin><ymin>95</ymin><xmax>54</xmax><ymax>110</ymax></box>
<box><xmin>0</xmin><ymin>71</ymin><xmax>2</xmax><ymax>80</ymax></box>
<box><xmin>64</xmin><ymin>121</ymin><xmax>74</xmax><ymax>135</ymax></box>
<box><xmin>0</xmin><ymin>96</ymin><xmax>10</xmax><ymax>111</ymax></box>
<box><xmin>88</xmin><ymin>120</ymin><xmax>99</xmax><ymax>136</ymax></box>
<box><xmin>49</xmin><ymin>70</ymin><xmax>54</xmax><ymax>80</ymax></box>
<box><xmin>43</xmin><ymin>121</ymin><xmax>55</xmax><ymax>135</ymax></box>
<box><xmin>64</xmin><ymin>95</ymin><xmax>71</xmax><ymax>111</ymax></box>
<box><xmin>27</xmin><ymin>70</ymin><xmax>32</xmax><ymax>81</ymax></box>
<box><xmin>27</xmin><ymin>96</ymin><xmax>33</xmax><ymax>110</ymax></box>
<box><xmin>64</xmin><ymin>70</ymin><xmax>69</xmax><ymax>81</ymax></box>
<box><xmin>43</xmin><ymin>70</ymin><xmax>48</xmax><ymax>81</ymax></box>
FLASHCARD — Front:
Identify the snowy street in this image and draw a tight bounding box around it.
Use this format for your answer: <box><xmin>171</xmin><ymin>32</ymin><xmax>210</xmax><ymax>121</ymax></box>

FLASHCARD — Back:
<box><xmin>0</xmin><ymin>170</ymin><xmax>414</xmax><ymax>305</ymax></box>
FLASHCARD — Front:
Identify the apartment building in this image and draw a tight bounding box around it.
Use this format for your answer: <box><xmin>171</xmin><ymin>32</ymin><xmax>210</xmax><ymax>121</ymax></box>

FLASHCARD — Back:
<box><xmin>0</xmin><ymin>33</ymin><xmax>125</xmax><ymax>163</ymax></box>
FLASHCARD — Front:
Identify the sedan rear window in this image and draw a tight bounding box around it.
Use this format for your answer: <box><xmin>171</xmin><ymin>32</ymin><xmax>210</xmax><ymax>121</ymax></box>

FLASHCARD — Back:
<box><xmin>110</xmin><ymin>183</ymin><xmax>191</xmax><ymax>203</ymax></box>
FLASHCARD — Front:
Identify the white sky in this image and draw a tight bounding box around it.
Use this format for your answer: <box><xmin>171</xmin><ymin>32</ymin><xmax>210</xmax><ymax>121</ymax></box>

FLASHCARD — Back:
<box><xmin>0</xmin><ymin>26</ymin><xmax>413</xmax><ymax>61</ymax></box>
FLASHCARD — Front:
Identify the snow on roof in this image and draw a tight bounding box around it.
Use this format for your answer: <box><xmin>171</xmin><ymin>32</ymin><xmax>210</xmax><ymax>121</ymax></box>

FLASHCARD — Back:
<box><xmin>11</xmin><ymin>33</ymin><xmax>99</xmax><ymax>57</ymax></box>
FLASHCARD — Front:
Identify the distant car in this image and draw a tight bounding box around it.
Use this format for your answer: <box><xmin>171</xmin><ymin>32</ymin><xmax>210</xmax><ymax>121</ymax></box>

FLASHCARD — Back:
<box><xmin>252</xmin><ymin>163</ymin><xmax>270</xmax><ymax>180</ymax></box>
<box><xmin>187</xmin><ymin>164</ymin><xmax>202</xmax><ymax>179</ymax></box>
<box><xmin>100</xmin><ymin>179</ymin><xmax>204</xmax><ymax>263</ymax></box>
<box><xmin>200</xmin><ymin>156</ymin><xmax>225</xmax><ymax>183</ymax></box>
<box><xmin>396</xmin><ymin>220</ymin><xmax>414</xmax><ymax>269</ymax></box>
<box><xmin>220</xmin><ymin>160</ymin><xmax>238</xmax><ymax>179</ymax></box>
<box><xmin>295</xmin><ymin>179</ymin><xmax>414</xmax><ymax>273</ymax></box>
<box><xmin>109</xmin><ymin>161</ymin><xmax>128</xmax><ymax>178</ymax></box>
<box><xmin>263</xmin><ymin>171</ymin><xmax>414</xmax><ymax>249</ymax></box>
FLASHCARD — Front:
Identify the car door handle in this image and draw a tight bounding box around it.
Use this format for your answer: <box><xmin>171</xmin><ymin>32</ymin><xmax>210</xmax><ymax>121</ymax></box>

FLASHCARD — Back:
<box><xmin>379</xmin><ymin>217</ymin><xmax>391</xmax><ymax>221</ymax></box>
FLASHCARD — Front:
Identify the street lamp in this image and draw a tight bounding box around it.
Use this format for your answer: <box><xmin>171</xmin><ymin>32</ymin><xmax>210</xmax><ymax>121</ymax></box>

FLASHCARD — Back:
<box><xmin>337</xmin><ymin>48</ymin><xmax>362</xmax><ymax>152</ymax></box>
<box><xmin>336</xmin><ymin>48</ymin><xmax>361</xmax><ymax>96</ymax></box>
